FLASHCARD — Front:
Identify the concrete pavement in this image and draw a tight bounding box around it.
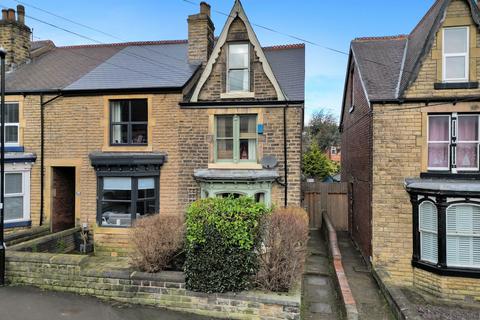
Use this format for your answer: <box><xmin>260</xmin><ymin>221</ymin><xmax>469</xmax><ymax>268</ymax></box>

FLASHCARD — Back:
<box><xmin>0</xmin><ymin>286</ymin><xmax>214</xmax><ymax>320</ymax></box>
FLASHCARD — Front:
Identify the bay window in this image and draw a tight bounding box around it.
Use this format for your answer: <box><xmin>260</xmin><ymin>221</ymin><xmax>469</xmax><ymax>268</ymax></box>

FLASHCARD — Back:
<box><xmin>4</xmin><ymin>171</ymin><xmax>30</xmax><ymax>224</ymax></box>
<box><xmin>215</xmin><ymin>114</ymin><xmax>257</xmax><ymax>163</ymax></box>
<box><xmin>227</xmin><ymin>43</ymin><xmax>250</xmax><ymax>92</ymax></box>
<box><xmin>443</xmin><ymin>27</ymin><xmax>469</xmax><ymax>82</ymax></box>
<box><xmin>99</xmin><ymin>176</ymin><xmax>158</xmax><ymax>227</ymax></box>
<box><xmin>419</xmin><ymin>201</ymin><xmax>438</xmax><ymax>264</ymax></box>
<box><xmin>428</xmin><ymin>114</ymin><xmax>480</xmax><ymax>172</ymax></box>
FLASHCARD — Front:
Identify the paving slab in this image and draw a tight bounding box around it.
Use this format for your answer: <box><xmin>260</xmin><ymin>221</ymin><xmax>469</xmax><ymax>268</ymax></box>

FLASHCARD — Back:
<box><xmin>302</xmin><ymin>230</ymin><xmax>344</xmax><ymax>320</ymax></box>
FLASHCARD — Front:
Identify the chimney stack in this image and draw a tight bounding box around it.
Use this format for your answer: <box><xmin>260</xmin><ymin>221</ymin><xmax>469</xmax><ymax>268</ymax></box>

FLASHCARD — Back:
<box><xmin>188</xmin><ymin>1</ymin><xmax>215</xmax><ymax>65</ymax></box>
<box><xmin>0</xmin><ymin>6</ymin><xmax>31</xmax><ymax>71</ymax></box>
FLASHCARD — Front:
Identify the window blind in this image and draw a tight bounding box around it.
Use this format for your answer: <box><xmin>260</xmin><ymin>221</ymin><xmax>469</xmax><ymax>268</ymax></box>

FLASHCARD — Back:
<box><xmin>447</xmin><ymin>204</ymin><xmax>480</xmax><ymax>268</ymax></box>
<box><xmin>419</xmin><ymin>201</ymin><xmax>438</xmax><ymax>264</ymax></box>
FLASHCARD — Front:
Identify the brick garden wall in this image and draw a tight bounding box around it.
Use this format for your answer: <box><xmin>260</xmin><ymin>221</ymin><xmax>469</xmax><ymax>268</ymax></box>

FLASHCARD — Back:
<box><xmin>6</xmin><ymin>251</ymin><xmax>301</xmax><ymax>320</ymax></box>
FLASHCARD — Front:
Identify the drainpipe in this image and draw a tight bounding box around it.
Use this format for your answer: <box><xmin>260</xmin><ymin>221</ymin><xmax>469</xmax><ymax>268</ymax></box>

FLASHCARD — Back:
<box><xmin>39</xmin><ymin>93</ymin><xmax>62</xmax><ymax>226</ymax></box>
<box><xmin>283</xmin><ymin>103</ymin><xmax>288</xmax><ymax>207</ymax></box>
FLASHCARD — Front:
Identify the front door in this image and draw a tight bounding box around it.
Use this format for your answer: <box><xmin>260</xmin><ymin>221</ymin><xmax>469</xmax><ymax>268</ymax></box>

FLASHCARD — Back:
<box><xmin>51</xmin><ymin>167</ymin><xmax>76</xmax><ymax>232</ymax></box>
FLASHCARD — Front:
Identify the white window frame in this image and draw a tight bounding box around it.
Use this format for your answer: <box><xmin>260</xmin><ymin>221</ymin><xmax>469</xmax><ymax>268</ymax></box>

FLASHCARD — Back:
<box><xmin>4</xmin><ymin>170</ymin><xmax>30</xmax><ymax>223</ymax></box>
<box><xmin>419</xmin><ymin>201</ymin><xmax>438</xmax><ymax>264</ymax></box>
<box><xmin>427</xmin><ymin>114</ymin><xmax>451</xmax><ymax>171</ymax></box>
<box><xmin>446</xmin><ymin>203</ymin><xmax>480</xmax><ymax>269</ymax></box>
<box><xmin>226</xmin><ymin>43</ymin><xmax>250</xmax><ymax>93</ymax></box>
<box><xmin>5</xmin><ymin>102</ymin><xmax>20</xmax><ymax>147</ymax></box>
<box><xmin>456</xmin><ymin>114</ymin><xmax>480</xmax><ymax>172</ymax></box>
<box><xmin>442</xmin><ymin>27</ymin><xmax>469</xmax><ymax>83</ymax></box>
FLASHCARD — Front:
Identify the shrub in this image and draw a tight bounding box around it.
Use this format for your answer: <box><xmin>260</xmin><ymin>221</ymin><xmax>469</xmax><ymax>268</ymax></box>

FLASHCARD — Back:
<box><xmin>256</xmin><ymin>207</ymin><xmax>309</xmax><ymax>292</ymax></box>
<box><xmin>130</xmin><ymin>214</ymin><xmax>185</xmax><ymax>273</ymax></box>
<box><xmin>185</xmin><ymin>196</ymin><xmax>269</xmax><ymax>293</ymax></box>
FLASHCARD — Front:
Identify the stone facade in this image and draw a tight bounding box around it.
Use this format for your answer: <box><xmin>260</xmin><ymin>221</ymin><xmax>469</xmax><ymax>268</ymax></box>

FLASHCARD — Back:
<box><xmin>197</xmin><ymin>17</ymin><xmax>278</xmax><ymax>101</ymax></box>
<box><xmin>0</xmin><ymin>6</ymin><xmax>30</xmax><ymax>71</ymax></box>
<box><xmin>5</xmin><ymin>251</ymin><xmax>301</xmax><ymax>320</ymax></box>
<box><xmin>342</xmin><ymin>0</ymin><xmax>480</xmax><ymax>301</ymax></box>
<box><xmin>405</xmin><ymin>0</ymin><xmax>480</xmax><ymax>98</ymax></box>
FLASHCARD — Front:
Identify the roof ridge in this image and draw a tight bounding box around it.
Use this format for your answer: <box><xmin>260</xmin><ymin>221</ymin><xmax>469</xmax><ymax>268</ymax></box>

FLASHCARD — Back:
<box><xmin>354</xmin><ymin>35</ymin><xmax>408</xmax><ymax>42</ymax></box>
<box><xmin>263</xmin><ymin>43</ymin><xmax>305</xmax><ymax>51</ymax></box>
<box><xmin>409</xmin><ymin>0</ymin><xmax>444</xmax><ymax>35</ymax></box>
<box><xmin>58</xmin><ymin>39</ymin><xmax>188</xmax><ymax>49</ymax></box>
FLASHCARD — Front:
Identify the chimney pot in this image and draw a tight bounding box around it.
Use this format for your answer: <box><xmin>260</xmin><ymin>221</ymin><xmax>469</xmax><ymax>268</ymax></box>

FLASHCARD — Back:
<box><xmin>2</xmin><ymin>9</ymin><xmax>7</xmax><ymax>21</ymax></box>
<box><xmin>7</xmin><ymin>9</ymin><xmax>15</xmax><ymax>22</ymax></box>
<box><xmin>17</xmin><ymin>5</ymin><xmax>25</xmax><ymax>25</ymax></box>
<box><xmin>200</xmin><ymin>2</ymin><xmax>211</xmax><ymax>17</ymax></box>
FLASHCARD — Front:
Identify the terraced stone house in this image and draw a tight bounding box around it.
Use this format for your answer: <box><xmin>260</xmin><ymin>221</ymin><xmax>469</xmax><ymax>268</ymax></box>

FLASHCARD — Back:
<box><xmin>341</xmin><ymin>0</ymin><xmax>480</xmax><ymax>301</ymax></box>
<box><xmin>0</xmin><ymin>1</ymin><xmax>304</xmax><ymax>255</ymax></box>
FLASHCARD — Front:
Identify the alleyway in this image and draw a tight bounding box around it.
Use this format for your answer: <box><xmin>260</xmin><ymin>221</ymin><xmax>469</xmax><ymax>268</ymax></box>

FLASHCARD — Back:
<box><xmin>337</xmin><ymin>232</ymin><xmax>394</xmax><ymax>320</ymax></box>
<box><xmin>0</xmin><ymin>286</ymin><xmax>213</xmax><ymax>320</ymax></box>
<box><xmin>303</xmin><ymin>230</ymin><xmax>344</xmax><ymax>320</ymax></box>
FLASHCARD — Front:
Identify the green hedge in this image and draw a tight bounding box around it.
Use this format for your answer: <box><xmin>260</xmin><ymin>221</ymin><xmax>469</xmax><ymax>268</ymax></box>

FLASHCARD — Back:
<box><xmin>185</xmin><ymin>196</ymin><xmax>269</xmax><ymax>293</ymax></box>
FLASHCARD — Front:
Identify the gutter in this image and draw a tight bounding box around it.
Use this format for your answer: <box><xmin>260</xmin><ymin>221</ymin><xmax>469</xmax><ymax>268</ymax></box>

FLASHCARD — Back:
<box><xmin>179</xmin><ymin>100</ymin><xmax>304</xmax><ymax>108</ymax></box>
<box><xmin>39</xmin><ymin>93</ymin><xmax>63</xmax><ymax>227</ymax></box>
<box><xmin>283</xmin><ymin>103</ymin><xmax>289</xmax><ymax>207</ymax></box>
<box><xmin>369</xmin><ymin>95</ymin><xmax>480</xmax><ymax>105</ymax></box>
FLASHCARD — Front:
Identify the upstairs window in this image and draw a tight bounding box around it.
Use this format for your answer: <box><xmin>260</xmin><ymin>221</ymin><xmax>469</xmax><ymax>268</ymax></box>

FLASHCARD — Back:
<box><xmin>227</xmin><ymin>43</ymin><xmax>250</xmax><ymax>92</ymax></box>
<box><xmin>5</xmin><ymin>102</ymin><xmax>19</xmax><ymax>146</ymax></box>
<box><xmin>443</xmin><ymin>27</ymin><xmax>469</xmax><ymax>82</ymax></box>
<box><xmin>215</xmin><ymin>114</ymin><xmax>257</xmax><ymax>163</ymax></box>
<box><xmin>110</xmin><ymin>99</ymin><xmax>148</xmax><ymax>146</ymax></box>
<box><xmin>428</xmin><ymin>114</ymin><xmax>480</xmax><ymax>172</ymax></box>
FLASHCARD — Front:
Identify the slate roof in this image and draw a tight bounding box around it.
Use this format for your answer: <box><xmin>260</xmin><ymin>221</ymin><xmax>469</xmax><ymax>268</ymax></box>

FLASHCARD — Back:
<box><xmin>5</xmin><ymin>40</ymin><xmax>305</xmax><ymax>100</ymax></box>
<box><xmin>350</xmin><ymin>0</ymin><xmax>480</xmax><ymax>101</ymax></box>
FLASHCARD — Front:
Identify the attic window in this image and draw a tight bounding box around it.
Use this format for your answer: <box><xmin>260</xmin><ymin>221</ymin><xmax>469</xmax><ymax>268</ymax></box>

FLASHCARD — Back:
<box><xmin>443</xmin><ymin>27</ymin><xmax>469</xmax><ymax>83</ymax></box>
<box><xmin>227</xmin><ymin>43</ymin><xmax>250</xmax><ymax>92</ymax></box>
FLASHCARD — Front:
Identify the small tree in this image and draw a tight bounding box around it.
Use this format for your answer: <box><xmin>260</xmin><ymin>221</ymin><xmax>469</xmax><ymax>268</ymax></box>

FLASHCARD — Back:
<box><xmin>302</xmin><ymin>143</ymin><xmax>338</xmax><ymax>179</ymax></box>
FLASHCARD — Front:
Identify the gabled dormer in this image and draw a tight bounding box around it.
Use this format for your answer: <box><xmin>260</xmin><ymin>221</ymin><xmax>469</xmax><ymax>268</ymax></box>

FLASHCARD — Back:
<box><xmin>190</xmin><ymin>0</ymin><xmax>286</xmax><ymax>102</ymax></box>
<box><xmin>402</xmin><ymin>0</ymin><xmax>480</xmax><ymax>97</ymax></box>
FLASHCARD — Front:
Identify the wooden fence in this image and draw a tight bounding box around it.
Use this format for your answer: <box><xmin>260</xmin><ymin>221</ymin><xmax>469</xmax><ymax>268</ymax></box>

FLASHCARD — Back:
<box><xmin>303</xmin><ymin>181</ymin><xmax>348</xmax><ymax>231</ymax></box>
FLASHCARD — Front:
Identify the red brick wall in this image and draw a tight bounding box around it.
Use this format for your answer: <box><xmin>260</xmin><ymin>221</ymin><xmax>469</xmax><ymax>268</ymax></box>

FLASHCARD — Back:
<box><xmin>340</xmin><ymin>61</ymin><xmax>373</xmax><ymax>258</ymax></box>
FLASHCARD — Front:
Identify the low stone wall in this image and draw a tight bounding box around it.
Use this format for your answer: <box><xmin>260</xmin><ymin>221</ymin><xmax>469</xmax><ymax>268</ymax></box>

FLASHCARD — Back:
<box><xmin>5</xmin><ymin>226</ymin><xmax>50</xmax><ymax>247</ymax></box>
<box><xmin>5</xmin><ymin>251</ymin><xmax>300</xmax><ymax>320</ymax></box>
<box><xmin>9</xmin><ymin>227</ymin><xmax>81</xmax><ymax>254</ymax></box>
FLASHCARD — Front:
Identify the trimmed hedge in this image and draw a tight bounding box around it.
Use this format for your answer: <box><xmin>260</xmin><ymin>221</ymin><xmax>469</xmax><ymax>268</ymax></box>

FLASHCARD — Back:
<box><xmin>185</xmin><ymin>196</ymin><xmax>269</xmax><ymax>293</ymax></box>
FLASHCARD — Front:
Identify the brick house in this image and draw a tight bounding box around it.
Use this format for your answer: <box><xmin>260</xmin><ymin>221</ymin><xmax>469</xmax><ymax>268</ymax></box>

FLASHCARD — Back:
<box><xmin>341</xmin><ymin>0</ymin><xmax>480</xmax><ymax>300</ymax></box>
<box><xmin>326</xmin><ymin>145</ymin><xmax>341</xmax><ymax>163</ymax></box>
<box><xmin>1</xmin><ymin>1</ymin><xmax>304</xmax><ymax>255</ymax></box>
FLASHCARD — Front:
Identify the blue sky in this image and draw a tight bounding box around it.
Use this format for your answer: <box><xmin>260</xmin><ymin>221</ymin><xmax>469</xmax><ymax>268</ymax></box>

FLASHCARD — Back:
<box><xmin>3</xmin><ymin>0</ymin><xmax>436</xmax><ymax>123</ymax></box>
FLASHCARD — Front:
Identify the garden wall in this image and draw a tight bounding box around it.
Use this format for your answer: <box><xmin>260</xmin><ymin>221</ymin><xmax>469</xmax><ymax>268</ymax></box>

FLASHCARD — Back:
<box><xmin>9</xmin><ymin>227</ymin><xmax>81</xmax><ymax>253</ymax></box>
<box><xmin>5</xmin><ymin>251</ymin><xmax>300</xmax><ymax>320</ymax></box>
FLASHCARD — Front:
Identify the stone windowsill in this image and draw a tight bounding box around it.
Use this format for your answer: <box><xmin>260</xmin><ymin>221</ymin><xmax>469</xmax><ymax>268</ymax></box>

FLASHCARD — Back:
<box><xmin>220</xmin><ymin>92</ymin><xmax>255</xmax><ymax>99</ymax></box>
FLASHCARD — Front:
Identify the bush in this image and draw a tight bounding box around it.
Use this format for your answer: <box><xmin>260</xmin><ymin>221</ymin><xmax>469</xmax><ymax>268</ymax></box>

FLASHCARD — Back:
<box><xmin>185</xmin><ymin>196</ymin><xmax>269</xmax><ymax>293</ymax></box>
<box><xmin>130</xmin><ymin>214</ymin><xmax>185</xmax><ymax>273</ymax></box>
<box><xmin>256</xmin><ymin>207</ymin><xmax>309</xmax><ymax>292</ymax></box>
<box><xmin>302</xmin><ymin>143</ymin><xmax>339</xmax><ymax>179</ymax></box>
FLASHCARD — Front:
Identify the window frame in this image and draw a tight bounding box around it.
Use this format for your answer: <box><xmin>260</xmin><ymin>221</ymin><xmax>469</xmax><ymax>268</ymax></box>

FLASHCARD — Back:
<box><xmin>442</xmin><ymin>26</ymin><xmax>470</xmax><ymax>83</ymax></box>
<box><xmin>427</xmin><ymin>113</ymin><xmax>480</xmax><ymax>173</ymax></box>
<box><xmin>214</xmin><ymin>114</ymin><xmax>258</xmax><ymax>164</ymax></box>
<box><xmin>4</xmin><ymin>171</ymin><xmax>30</xmax><ymax>223</ymax></box>
<box><xmin>109</xmin><ymin>99</ymin><xmax>148</xmax><ymax>147</ymax></box>
<box><xmin>97</xmin><ymin>174</ymin><xmax>159</xmax><ymax>228</ymax></box>
<box><xmin>226</xmin><ymin>42</ymin><xmax>250</xmax><ymax>93</ymax></box>
<box><xmin>427</xmin><ymin>114</ymin><xmax>451</xmax><ymax>171</ymax></box>
<box><xmin>5</xmin><ymin>102</ymin><xmax>20</xmax><ymax>147</ymax></box>
<box><xmin>419</xmin><ymin>200</ymin><xmax>438</xmax><ymax>264</ymax></box>
<box><xmin>412</xmin><ymin>195</ymin><xmax>480</xmax><ymax>278</ymax></box>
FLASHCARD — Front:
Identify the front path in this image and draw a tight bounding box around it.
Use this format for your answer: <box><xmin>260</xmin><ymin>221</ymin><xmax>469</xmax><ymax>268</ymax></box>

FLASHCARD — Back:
<box><xmin>337</xmin><ymin>232</ymin><xmax>394</xmax><ymax>320</ymax></box>
<box><xmin>0</xmin><ymin>286</ymin><xmax>213</xmax><ymax>320</ymax></box>
<box><xmin>302</xmin><ymin>230</ymin><xmax>344</xmax><ymax>320</ymax></box>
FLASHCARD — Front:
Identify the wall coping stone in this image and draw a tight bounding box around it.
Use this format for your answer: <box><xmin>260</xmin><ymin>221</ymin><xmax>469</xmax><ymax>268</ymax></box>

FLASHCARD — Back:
<box><xmin>8</xmin><ymin>227</ymin><xmax>81</xmax><ymax>252</ymax></box>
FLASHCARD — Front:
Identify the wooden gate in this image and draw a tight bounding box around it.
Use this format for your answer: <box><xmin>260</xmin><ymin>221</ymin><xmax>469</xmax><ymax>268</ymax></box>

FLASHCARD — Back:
<box><xmin>303</xmin><ymin>182</ymin><xmax>348</xmax><ymax>231</ymax></box>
